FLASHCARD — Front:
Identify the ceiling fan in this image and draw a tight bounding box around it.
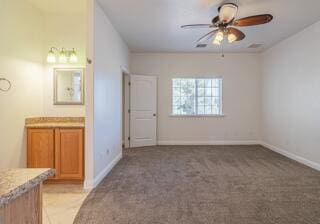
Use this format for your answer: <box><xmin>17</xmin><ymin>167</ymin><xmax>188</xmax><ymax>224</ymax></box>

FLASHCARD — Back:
<box><xmin>181</xmin><ymin>3</ymin><xmax>273</xmax><ymax>45</ymax></box>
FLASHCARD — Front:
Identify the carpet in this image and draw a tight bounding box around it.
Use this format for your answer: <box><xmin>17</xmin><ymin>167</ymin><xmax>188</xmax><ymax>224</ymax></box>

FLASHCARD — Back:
<box><xmin>74</xmin><ymin>145</ymin><xmax>320</xmax><ymax>224</ymax></box>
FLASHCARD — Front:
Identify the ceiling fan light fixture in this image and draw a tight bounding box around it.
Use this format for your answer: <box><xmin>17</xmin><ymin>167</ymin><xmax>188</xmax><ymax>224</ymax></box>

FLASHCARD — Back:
<box><xmin>213</xmin><ymin>38</ymin><xmax>221</xmax><ymax>45</ymax></box>
<box><xmin>219</xmin><ymin>3</ymin><xmax>238</xmax><ymax>23</ymax></box>
<box><xmin>215</xmin><ymin>30</ymin><xmax>224</xmax><ymax>42</ymax></box>
<box><xmin>228</xmin><ymin>33</ymin><xmax>237</xmax><ymax>43</ymax></box>
<box><xmin>181</xmin><ymin>3</ymin><xmax>273</xmax><ymax>47</ymax></box>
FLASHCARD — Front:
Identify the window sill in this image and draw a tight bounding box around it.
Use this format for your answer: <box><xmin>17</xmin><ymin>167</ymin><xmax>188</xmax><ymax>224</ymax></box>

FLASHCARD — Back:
<box><xmin>170</xmin><ymin>114</ymin><xmax>225</xmax><ymax>118</ymax></box>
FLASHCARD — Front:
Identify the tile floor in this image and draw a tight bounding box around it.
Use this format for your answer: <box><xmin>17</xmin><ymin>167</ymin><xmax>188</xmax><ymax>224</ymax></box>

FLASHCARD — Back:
<box><xmin>42</xmin><ymin>184</ymin><xmax>90</xmax><ymax>224</ymax></box>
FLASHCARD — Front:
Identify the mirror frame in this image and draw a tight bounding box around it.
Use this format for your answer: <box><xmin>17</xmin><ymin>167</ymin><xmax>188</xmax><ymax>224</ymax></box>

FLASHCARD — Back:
<box><xmin>54</xmin><ymin>68</ymin><xmax>85</xmax><ymax>105</ymax></box>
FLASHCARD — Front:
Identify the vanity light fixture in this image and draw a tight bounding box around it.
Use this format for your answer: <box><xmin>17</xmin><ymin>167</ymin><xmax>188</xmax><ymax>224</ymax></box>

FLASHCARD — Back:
<box><xmin>46</xmin><ymin>47</ymin><xmax>78</xmax><ymax>64</ymax></box>
<box><xmin>58</xmin><ymin>48</ymin><xmax>68</xmax><ymax>63</ymax></box>
<box><xmin>69</xmin><ymin>49</ymin><xmax>78</xmax><ymax>63</ymax></box>
<box><xmin>46</xmin><ymin>49</ymin><xmax>56</xmax><ymax>63</ymax></box>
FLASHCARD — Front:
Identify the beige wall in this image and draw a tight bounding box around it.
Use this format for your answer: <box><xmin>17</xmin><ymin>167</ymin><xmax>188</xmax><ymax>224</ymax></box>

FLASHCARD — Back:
<box><xmin>261</xmin><ymin>21</ymin><xmax>320</xmax><ymax>168</ymax></box>
<box><xmin>0</xmin><ymin>0</ymin><xmax>44</xmax><ymax>168</ymax></box>
<box><xmin>43</xmin><ymin>12</ymin><xmax>86</xmax><ymax>116</ymax></box>
<box><xmin>130</xmin><ymin>53</ymin><xmax>261</xmax><ymax>144</ymax></box>
<box><xmin>84</xmin><ymin>1</ymin><xmax>130</xmax><ymax>188</ymax></box>
<box><xmin>0</xmin><ymin>0</ymin><xmax>86</xmax><ymax>168</ymax></box>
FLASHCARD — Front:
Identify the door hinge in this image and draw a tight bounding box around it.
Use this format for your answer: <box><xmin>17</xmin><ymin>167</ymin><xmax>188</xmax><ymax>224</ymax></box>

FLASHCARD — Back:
<box><xmin>128</xmin><ymin>137</ymin><xmax>131</xmax><ymax>141</ymax></box>
<box><xmin>128</xmin><ymin>82</ymin><xmax>131</xmax><ymax>86</ymax></box>
<box><xmin>128</xmin><ymin>109</ymin><xmax>131</xmax><ymax>113</ymax></box>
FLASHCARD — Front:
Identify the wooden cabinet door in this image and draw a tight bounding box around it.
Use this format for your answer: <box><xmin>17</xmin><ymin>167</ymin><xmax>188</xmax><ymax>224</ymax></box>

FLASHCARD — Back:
<box><xmin>55</xmin><ymin>128</ymin><xmax>84</xmax><ymax>180</ymax></box>
<box><xmin>27</xmin><ymin>129</ymin><xmax>55</xmax><ymax>170</ymax></box>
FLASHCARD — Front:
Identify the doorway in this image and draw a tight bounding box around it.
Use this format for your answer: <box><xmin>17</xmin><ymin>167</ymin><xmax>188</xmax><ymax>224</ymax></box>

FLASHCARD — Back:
<box><xmin>122</xmin><ymin>71</ymin><xmax>130</xmax><ymax>148</ymax></box>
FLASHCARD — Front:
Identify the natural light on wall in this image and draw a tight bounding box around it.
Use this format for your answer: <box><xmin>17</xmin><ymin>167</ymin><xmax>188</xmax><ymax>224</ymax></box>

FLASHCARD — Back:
<box><xmin>172</xmin><ymin>78</ymin><xmax>223</xmax><ymax>116</ymax></box>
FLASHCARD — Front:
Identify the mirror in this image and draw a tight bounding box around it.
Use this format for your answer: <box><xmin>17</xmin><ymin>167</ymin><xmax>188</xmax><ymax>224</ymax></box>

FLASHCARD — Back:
<box><xmin>54</xmin><ymin>68</ymin><xmax>84</xmax><ymax>105</ymax></box>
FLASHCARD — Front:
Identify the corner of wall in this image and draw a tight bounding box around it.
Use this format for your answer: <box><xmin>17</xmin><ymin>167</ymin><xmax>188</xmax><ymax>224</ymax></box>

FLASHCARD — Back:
<box><xmin>260</xmin><ymin>141</ymin><xmax>320</xmax><ymax>172</ymax></box>
<box><xmin>84</xmin><ymin>152</ymin><xmax>122</xmax><ymax>189</ymax></box>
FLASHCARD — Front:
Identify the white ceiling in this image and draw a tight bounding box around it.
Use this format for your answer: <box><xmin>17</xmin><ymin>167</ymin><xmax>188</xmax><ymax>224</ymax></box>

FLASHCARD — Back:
<box><xmin>27</xmin><ymin>0</ymin><xmax>86</xmax><ymax>14</ymax></box>
<box><xmin>98</xmin><ymin>0</ymin><xmax>320</xmax><ymax>53</ymax></box>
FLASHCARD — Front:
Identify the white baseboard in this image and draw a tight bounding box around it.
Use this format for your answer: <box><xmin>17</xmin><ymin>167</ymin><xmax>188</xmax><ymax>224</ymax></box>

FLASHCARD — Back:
<box><xmin>260</xmin><ymin>141</ymin><xmax>320</xmax><ymax>172</ymax></box>
<box><xmin>84</xmin><ymin>152</ymin><xmax>122</xmax><ymax>189</ymax></box>
<box><xmin>157</xmin><ymin>140</ymin><xmax>260</xmax><ymax>146</ymax></box>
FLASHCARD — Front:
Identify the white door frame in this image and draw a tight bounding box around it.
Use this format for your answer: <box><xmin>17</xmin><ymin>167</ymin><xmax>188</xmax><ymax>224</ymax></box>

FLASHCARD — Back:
<box><xmin>122</xmin><ymin>71</ymin><xmax>131</xmax><ymax>148</ymax></box>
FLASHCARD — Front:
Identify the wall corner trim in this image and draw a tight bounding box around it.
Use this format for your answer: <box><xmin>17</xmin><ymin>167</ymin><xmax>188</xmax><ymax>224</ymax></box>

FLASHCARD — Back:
<box><xmin>84</xmin><ymin>152</ymin><xmax>123</xmax><ymax>189</ymax></box>
<box><xmin>260</xmin><ymin>141</ymin><xmax>320</xmax><ymax>172</ymax></box>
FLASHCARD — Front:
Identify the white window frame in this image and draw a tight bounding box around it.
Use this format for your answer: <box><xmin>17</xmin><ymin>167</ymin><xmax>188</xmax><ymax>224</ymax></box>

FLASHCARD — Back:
<box><xmin>171</xmin><ymin>77</ymin><xmax>224</xmax><ymax>117</ymax></box>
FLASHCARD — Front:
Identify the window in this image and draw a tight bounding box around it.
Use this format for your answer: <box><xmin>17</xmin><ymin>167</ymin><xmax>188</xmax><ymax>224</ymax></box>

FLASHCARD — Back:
<box><xmin>172</xmin><ymin>78</ymin><xmax>222</xmax><ymax>116</ymax></box>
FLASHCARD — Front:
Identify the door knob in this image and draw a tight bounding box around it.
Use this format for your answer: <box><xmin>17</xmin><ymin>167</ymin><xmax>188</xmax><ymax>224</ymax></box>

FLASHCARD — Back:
<box><xmin>153</xmin><ymin>113</ymin><xmax>157</xmax><ymax>117</ymax></box>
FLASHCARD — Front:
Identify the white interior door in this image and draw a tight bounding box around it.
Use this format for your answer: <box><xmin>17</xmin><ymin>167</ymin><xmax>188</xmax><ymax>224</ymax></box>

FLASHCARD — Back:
<box><xmin>130</xmin><ymin>75</ymin><xmax>157</xmax><ymax>147</ymax></box>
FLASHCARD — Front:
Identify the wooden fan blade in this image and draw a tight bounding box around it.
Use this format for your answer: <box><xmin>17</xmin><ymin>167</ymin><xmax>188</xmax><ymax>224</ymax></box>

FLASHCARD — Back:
<box><xmin>227</xmin><ymin>27</ymin><xmax>245</xmax><ymax>41</ymax></box>
<box><xmin>197</xmin><ymin>29</ymin><xmax>218</xmax><ymax>43</ymax></box>
<box><xmin>181</xmin><ymin>24</ymin><xmax>213</xmax><ymax>29</ymax></box>
<box><xmin>233</xmin><ymin>14</ymin><xmax>273</xmax><ymax>27</ymax></box>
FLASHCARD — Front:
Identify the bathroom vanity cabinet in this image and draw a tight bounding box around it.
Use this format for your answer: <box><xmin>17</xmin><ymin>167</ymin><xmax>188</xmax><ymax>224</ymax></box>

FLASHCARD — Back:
<box><xmin>26</xmin><ymin>117</ymin><xmax>85</xmax><ymax>182</ymax></box>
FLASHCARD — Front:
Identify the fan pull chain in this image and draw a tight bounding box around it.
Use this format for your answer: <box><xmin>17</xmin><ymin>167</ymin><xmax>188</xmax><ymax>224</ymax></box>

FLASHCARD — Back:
<box><xmin>221</xmin><ymin>45</ymin><xmax>225</xmax><ymax>58</ymax></box>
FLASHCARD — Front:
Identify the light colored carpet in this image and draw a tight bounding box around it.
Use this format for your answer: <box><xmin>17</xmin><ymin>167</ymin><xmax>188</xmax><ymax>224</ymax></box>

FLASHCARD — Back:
<box><xmin>74</xmin><ymin>145</ymin><xmax>320</xmax><ymax>224</ymax></box>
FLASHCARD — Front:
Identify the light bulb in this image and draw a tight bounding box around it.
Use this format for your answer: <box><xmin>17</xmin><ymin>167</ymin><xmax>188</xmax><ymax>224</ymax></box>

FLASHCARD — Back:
<box><xmin>213</xmin><ymin>38</ymin><xmax>221</xmax><ymax>45</ymax></box>
<box><xmin>219</xmin><ymin>3</ymin><xmax>238</xmax><ymax>23</ymax></box>
<box><xmin>47</xmin><ymin>49</ymin><xmax>56</xmax><ymax>63</ymax></box>
<box><xmin>59</xmin><ymin>49</ymin><xmax>68</xmax><ymax>63</ymax></box>
<box><xmin>69</xmin><ymin>49</ymin><xmax>78</xmax><ymax>63</ymax></box>
<box><xmin>216</xmin><ymin>31</ymin><xmax>224</xmax><ymax>42</ymax></box>
<box><xmin>228</xmin><ymin>33</ymin><xmax>237</xmax><ymax>43</ymax></box>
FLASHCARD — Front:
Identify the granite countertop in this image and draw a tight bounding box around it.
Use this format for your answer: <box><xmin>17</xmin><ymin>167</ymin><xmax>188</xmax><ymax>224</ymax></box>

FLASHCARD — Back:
<box><xmin>0</xmin><ymin>168</ymin><xmax>54</xmax><ymax>206</ymax></box>
<box><xmin>25</xmin><ymin>117</ymin><xmax>85</xmax><ymax>128</ymax></box>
